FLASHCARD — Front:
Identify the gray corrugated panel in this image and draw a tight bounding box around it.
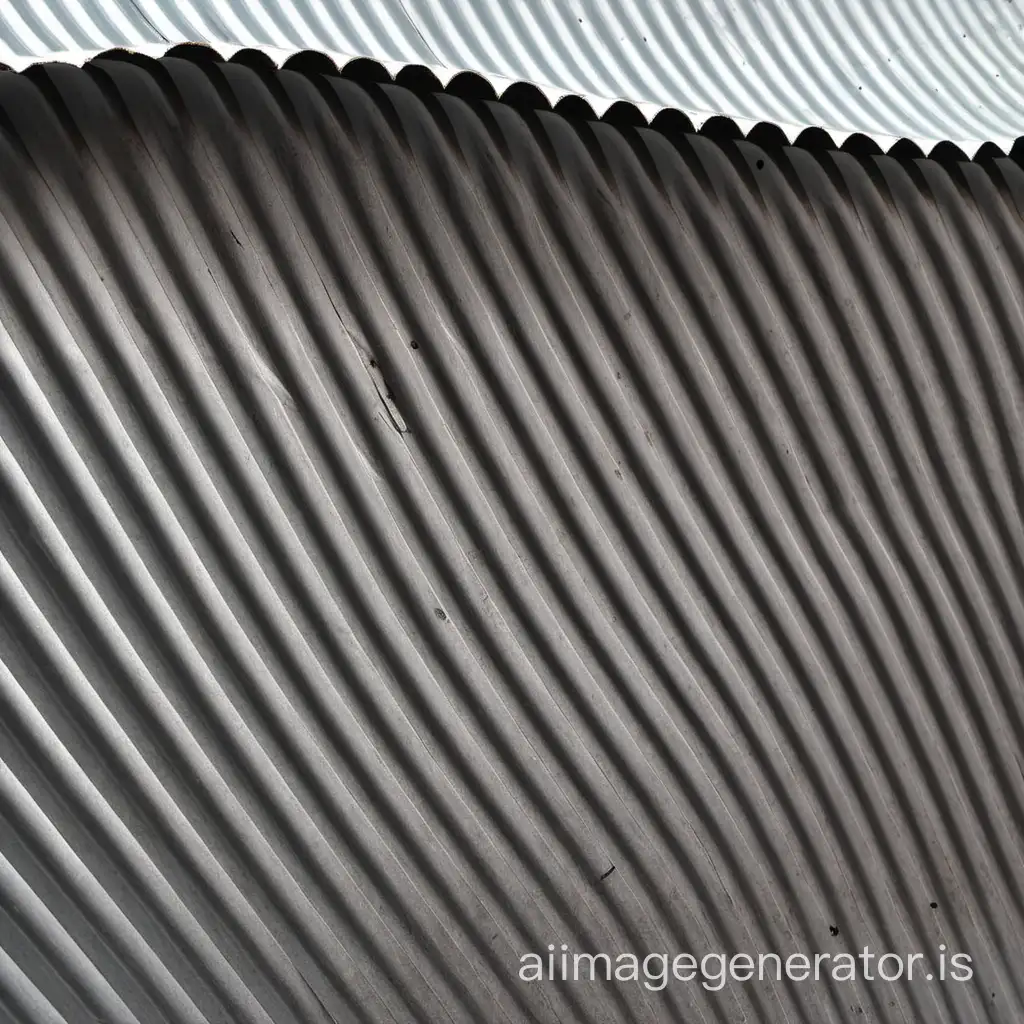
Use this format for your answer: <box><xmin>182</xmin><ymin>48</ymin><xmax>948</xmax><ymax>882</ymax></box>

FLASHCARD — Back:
<box><xmin>0</xmin><ymin>53</ymin><xmax>1023</xmax><ymax>1024</ymax></box>
<box><xmin>1</xmin><ymin>1</ymin><xmax>1024</xmax><ymax>152</ymax></box>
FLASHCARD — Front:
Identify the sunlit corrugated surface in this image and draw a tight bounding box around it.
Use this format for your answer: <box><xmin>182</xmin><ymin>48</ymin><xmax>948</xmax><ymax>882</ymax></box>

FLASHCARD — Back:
<box><xmin>1</xmin><ymin>0</ymin><xmax>1024</xmax><ymax>152</ymax></box>
<box><xmin>1</xmin><ymin>52</ymin><xmax>1023</xmax><ymax>1024</ymax></box>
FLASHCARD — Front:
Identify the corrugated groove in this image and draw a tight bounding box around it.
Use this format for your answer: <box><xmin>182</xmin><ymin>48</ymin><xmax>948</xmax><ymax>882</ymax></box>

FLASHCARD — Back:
<box><xmin>0</xmin><ymin>54</ymin><xmax>1021</xmax><ymax>1023</ymax></box>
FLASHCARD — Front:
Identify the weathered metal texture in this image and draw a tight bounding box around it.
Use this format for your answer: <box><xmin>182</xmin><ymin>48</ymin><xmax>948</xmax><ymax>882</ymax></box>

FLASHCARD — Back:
<box><xmin>1</xmin><ymin>1</ymin><xmax>1024</xmax><ymax>152</ymax></box>
<box><xmin>0</xmin><ymin>53</ymin><xmax>1023</xmax><ymax>1024</ymax></box>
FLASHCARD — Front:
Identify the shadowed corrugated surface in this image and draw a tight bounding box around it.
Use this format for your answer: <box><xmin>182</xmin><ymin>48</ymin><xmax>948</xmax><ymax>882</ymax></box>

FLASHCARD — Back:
<box><xmin>0</xmin><ymin>53</ymin><xmax>1022</xmax><ymax>1024</ymax></box>
<box><xmin>3</xmin><ymin>0</ymin><xmax>1024</xmax><ymax>152</ymax></box>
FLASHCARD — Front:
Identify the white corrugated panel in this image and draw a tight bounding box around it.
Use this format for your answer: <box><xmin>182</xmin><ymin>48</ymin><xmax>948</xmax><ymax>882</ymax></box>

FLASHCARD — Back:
<box><xmin>0</xmin><ymin>0</ymin><xmax>1022</xmax><ymax>153</ymax></box>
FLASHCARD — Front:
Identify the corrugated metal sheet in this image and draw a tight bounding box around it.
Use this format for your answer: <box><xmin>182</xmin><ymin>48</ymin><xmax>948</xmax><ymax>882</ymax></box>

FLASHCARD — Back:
<box><xmin>1</xmin><ymin>1</ymin><xmax>1024</xmax><ymax>153</ymax></box>
<box><xmin>1</xmin><ymin>52</ymin><xmax>1023</xmax><ymax>1024</ymax></box>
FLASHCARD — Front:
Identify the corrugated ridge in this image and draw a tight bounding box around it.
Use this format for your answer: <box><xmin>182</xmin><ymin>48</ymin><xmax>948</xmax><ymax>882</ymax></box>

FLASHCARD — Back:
<box><xmin>0</xmin><ymin>54</ymin><xmax>1021</xmax><ymax>1023</ymax></box>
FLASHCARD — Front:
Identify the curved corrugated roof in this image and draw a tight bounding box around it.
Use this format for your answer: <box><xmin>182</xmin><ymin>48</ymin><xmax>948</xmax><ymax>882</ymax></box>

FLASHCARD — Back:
<box><xmin>1</xmin><ymin>0</ymin><xmax>1023</xmax><ymax>153</ymax></box>
<box><xmin>0</xmin><ymin>53</ymin><xmax>1022</xmax><ymax>1024</ymax></box>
